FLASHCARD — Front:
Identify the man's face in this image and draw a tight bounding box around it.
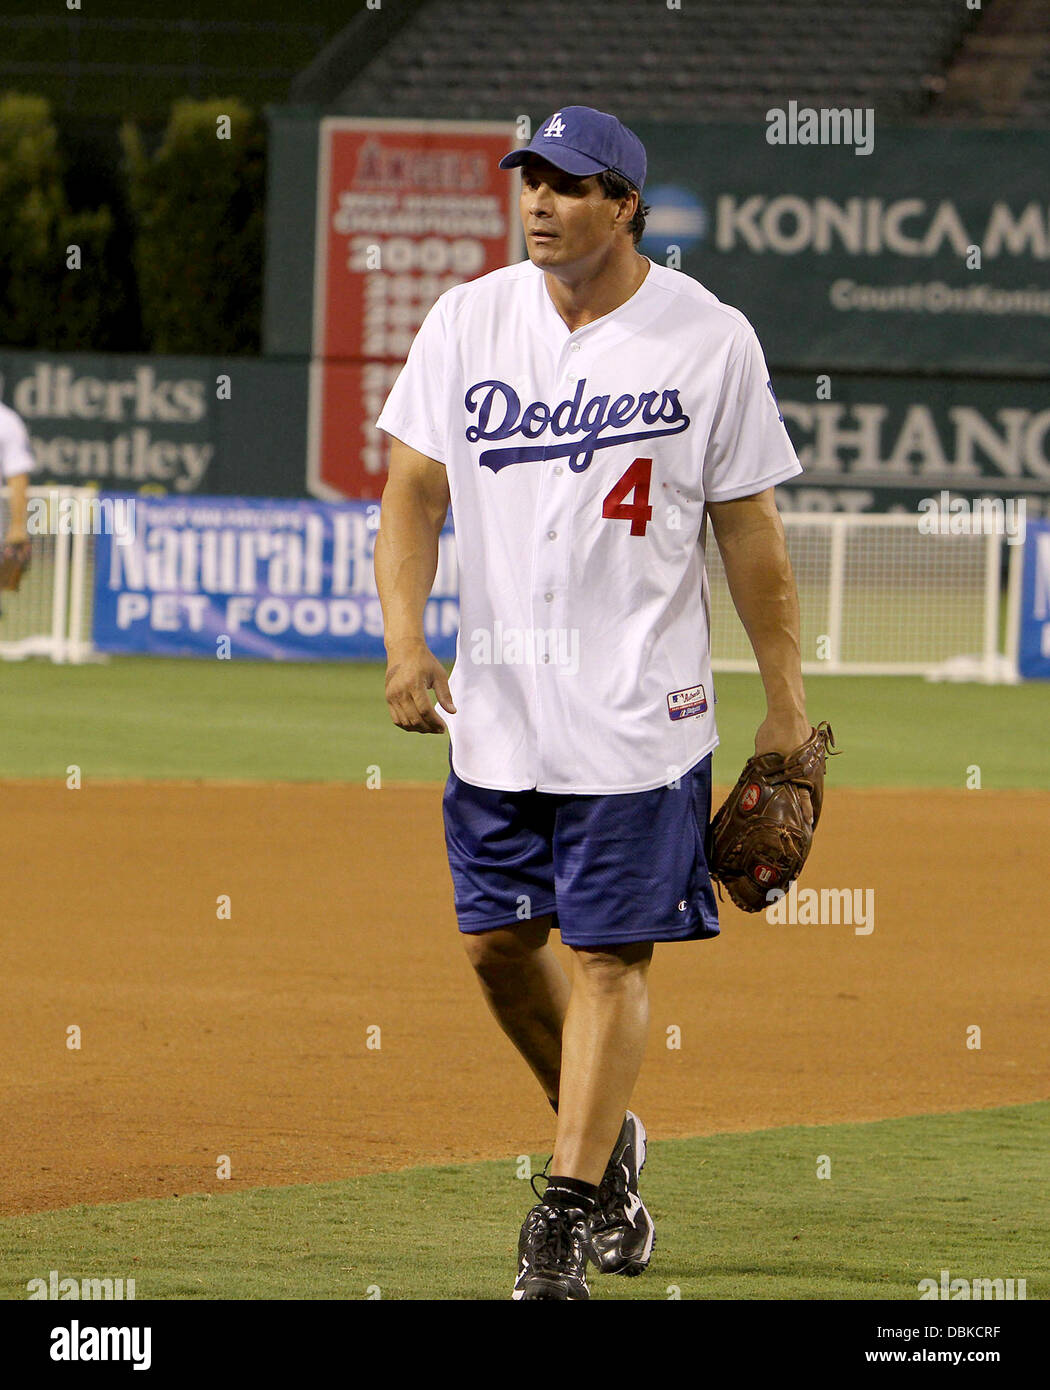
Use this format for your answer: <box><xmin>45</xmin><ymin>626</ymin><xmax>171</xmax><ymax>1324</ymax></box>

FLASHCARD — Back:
<box><xmin>518</xmin><ymin>156</ymin><xmax>633</xmax><ymax>271</ymax></box>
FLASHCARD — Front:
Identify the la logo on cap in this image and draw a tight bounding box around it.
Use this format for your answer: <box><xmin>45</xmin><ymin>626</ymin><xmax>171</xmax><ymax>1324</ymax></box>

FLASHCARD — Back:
<box><xmin>498</xmin><ymin>107</ymin><xmax>647</xmax><ymax>190</ymax></box>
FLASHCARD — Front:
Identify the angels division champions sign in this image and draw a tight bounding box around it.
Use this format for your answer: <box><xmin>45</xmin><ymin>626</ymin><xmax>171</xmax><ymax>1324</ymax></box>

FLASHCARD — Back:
<box><xmin>308</xmin><ymin>118</ymin><xmax>520</xmax><ymax>499</ymax></box>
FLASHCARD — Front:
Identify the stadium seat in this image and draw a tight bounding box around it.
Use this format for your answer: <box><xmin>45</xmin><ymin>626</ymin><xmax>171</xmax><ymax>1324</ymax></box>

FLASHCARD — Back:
<box><xmin>323</xmin><ymin>0</ymin><xmax>985</xmax><ymax>124</ymax></box>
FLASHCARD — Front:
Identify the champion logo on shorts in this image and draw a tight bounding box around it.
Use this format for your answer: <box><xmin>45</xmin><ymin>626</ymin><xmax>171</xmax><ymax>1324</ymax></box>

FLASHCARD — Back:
<box><xmin>666</xmin><ymin>683</ymin><xmax>708</xmax><ymax>721</ymax></box>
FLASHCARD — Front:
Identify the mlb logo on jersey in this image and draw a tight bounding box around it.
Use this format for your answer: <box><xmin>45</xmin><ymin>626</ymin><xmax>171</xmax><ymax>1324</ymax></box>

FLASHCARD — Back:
<box><xmin>667</xmin><ymin>684</ymin><xmax>708</xmax><ymax>721</ymax></box>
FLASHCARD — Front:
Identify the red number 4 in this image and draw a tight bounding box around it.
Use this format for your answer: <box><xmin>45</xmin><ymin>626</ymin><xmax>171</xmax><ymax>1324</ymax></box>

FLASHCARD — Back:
<box><xmin>601</xmin><ymin>456</ymin><xmax>653</xmax><ymax>537</ymax></box>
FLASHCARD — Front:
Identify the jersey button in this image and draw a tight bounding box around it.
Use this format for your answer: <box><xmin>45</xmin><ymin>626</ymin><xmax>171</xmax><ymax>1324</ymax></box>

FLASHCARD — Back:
<box><xmin>547</xmin><ymin>530</ymin><xmax>557</xmax><ymax>540</ymax></box>
<box><xmin>570</xmin><ymin>342</ymin><xmax>581</xmax><ymax>353</ymax></box>
<box><xmin>553</xmin><ymin>465</ymin><xmax>564</xmax><ymax>476</ymax></box>
<box><xmin>544</xmin><ymin>592</ymin><xmax>554</xmax><ymax>602</ymax></box>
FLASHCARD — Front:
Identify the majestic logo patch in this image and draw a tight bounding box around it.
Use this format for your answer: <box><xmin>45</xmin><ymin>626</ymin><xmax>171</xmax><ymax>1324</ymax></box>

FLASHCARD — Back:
<box><xmin>666</xmin><ymin>683</ymin><xmax>707</xmax><ymax>721</ymax></box>
<box><xmin>740</xmin><ymin>783</ymin><xmax>761</xmax><ymax>812</ymax></box>
<box><xmin>465</xmin><ymin>377</ymin><xmax>691</xmax><ymax>474</ymax></box>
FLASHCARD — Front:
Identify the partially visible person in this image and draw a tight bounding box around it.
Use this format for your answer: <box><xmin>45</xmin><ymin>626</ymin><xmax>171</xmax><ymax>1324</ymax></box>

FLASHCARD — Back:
<box><xmin>0</xmin><ymin>400</ymin><xmax>35</xmax><ymax>599</ymax></box>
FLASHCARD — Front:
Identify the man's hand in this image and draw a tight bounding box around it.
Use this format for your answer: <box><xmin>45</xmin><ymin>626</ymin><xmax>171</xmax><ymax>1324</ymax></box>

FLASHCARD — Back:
<box><xmin>0</xmin><ymin>537</ymin><xmax>32</xmax><ymax>591</ymax></box>
<box><xmin>755</xmin><ymin>711</ymin><xmax>815</xmax><ymax>825</ymax></box>
<box><xmin>754</xmin><ymin>711</ymin><xmax>811</xmax><ymax>758</ymax></box>
<box><xmin>384</xmin><ymin>641</ymin><xmax>457</xmax><ymax>734</ymax></box>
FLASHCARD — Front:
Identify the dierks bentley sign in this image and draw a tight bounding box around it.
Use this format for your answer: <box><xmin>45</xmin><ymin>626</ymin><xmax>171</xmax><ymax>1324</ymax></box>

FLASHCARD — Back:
<box><xmin>307</xmin><ymin>118</ymin><xmax>520</xmax><ymax>501</ymax></box>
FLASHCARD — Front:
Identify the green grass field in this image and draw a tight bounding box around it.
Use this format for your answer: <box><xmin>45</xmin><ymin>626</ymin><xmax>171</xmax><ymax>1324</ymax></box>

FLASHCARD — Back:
<box><xmin>2</xmin><ymin>1104</ymin><xmax>1046</xmax><ymax>1300</ymax></box>
<box><xmin>3</xmin><ymin>654</ymin><xmax>1046</xmax><ymax>1302</ymax></box>
<box><xmin>2</xmin><ymin>657</ymin><xmax>1047</xmax><ymax>788</ymax></box>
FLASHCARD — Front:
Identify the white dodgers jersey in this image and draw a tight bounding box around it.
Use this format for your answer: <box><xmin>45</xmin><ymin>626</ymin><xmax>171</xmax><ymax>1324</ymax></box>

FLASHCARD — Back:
<box><xmin>375</xmin><ymin>258</ymin><xmax>802</xmax><ymax>794</ymax></box>
<box><xmin>0</xmin><ymin>402</ymin><xmax>35</xmax><ymax>481</ymax></box>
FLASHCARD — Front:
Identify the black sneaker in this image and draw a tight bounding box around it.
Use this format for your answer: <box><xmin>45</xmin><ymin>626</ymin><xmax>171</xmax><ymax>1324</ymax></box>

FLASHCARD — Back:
<box><xmin>588</xmin><ymin>1111</ymin><xmax>655</xmax><ymax>1276</ymax></box>
<box><xmin>512</xmin><ymin>1202</ymin><xmax>592</xmax><ymax>1300</ymax></box>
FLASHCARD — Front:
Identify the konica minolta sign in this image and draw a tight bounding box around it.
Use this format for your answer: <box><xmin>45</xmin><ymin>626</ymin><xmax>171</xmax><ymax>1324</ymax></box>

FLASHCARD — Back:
<box><xmin>634</xmin><ymin>122</ymin><xmax>1049</xmax><ymax>374</ymax></box>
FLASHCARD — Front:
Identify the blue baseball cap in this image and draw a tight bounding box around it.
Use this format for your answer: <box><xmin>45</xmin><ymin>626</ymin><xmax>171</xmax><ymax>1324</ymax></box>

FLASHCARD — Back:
<box><xmin>499</xmin><ymin>106</ymin><xmax>646</xmax><ymax>190</ymax></box>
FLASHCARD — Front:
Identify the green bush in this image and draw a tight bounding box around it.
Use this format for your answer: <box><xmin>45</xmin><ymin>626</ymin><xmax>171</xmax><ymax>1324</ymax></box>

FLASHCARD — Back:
<box><xmin>0</xmin><ymin>92</ymin><xmax>124</xmax><ymax>349</ymax></box>
<box><xmin>121</xmin><ymin>99</ymin><xmax>265</xmax><ymax>354</ymax></box>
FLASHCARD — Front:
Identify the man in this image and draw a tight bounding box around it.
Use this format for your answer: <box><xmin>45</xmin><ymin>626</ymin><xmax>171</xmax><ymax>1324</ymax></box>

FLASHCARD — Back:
<box><xmin>374</xmin><ymin>106</ymin><xmax>811</xmax><ymax>1300</ymax></box>
<box><xmin>0</xmin><ymin>398</ymin><xmax>34</xmax><ymax>608</ymax></box>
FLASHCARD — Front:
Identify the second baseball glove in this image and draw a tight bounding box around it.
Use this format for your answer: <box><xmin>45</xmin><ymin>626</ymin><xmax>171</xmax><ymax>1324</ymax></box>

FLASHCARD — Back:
<box><xmin>0</xmin><ymin>540</ymin><xmax>31</xmax><ymax>592</ymax></box>
<box><xmin>708</xmin><ymin>721</ymin><xmax>837</xmax><ymax>913</ymax></box>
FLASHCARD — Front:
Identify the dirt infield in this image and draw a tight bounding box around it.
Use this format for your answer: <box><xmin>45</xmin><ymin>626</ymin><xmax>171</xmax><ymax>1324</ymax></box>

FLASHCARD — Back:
<box><xmin>4</xmin><ymin>780</ymin><xmax>1048</xmax><ymax>1216</ymax></box>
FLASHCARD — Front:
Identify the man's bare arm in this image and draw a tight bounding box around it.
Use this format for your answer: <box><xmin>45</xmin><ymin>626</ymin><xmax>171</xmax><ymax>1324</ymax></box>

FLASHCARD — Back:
<box><xmin>5</xmin><ymin>473</ymin><xmax>29</xmax><ymax>542</ymax></box>
<box><xmin>706</xmin><ymin>487</ymin><xmax>810</xmax><ymax>756</ymax></box>
<box><xmin>373</xmin><ymin>437</ymin><xmax>457</xmax><ymax>734</ymax></box>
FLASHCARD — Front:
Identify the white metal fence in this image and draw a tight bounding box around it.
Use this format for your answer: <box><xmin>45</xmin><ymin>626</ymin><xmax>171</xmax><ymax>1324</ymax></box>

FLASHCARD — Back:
<box><xmin>707</xmin><ymin>512</ymin><xmax>1014</xmax><ymax>680</ymax></box>
<box><xmin>0</xmin><ymin>485</ymin><xmax>96</xmax><ymax>663</ymax></box>
<box><xmin>0</xmin><ymin>488</ymin><xmax>1023</xmax><ymax>680</ymax></box>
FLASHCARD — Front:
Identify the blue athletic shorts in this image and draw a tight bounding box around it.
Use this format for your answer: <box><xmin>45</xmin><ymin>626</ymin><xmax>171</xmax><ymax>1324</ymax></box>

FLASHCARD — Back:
<box><xmin>442</xmin><ymin>752</ymin><xmax>720</xmax><ymax>949</ymax></box>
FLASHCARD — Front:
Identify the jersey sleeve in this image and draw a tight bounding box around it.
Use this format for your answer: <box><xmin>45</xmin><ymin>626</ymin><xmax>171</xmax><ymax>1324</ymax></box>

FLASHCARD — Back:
<box><xmin>0</xmin><ymin>410</ymin><xmax>36</xmax><ymax>479</ymax></box>
<box><xmin>374</xmin><ymin>294</ymin><xmax>451</xmax><ymax>465</ymax></box>
<box><xmin>702</xmin><ymin>327</ymin><xmax>802</xmax><ymax>502</ymax></box>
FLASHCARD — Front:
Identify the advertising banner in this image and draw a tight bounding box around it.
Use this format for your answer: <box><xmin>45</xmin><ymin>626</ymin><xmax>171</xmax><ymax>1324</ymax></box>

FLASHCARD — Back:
<box><xmin>308</xmin><ymin>117</ymin><xmax>519</xmax><ymax>499</ymax></box>
<box><xmin>633</xmin><ymin>122</ymin><xmax>1050</xmax><ymax>374</ymax></box>
<box><xmin>89</xmin><ymin>494</ymin><xmax>1050</xmax><ymax>678</ymax></box>
<box><xmin>773</xmin><ymin>371</ymin><xmax>1050</xmax><ymax>519</ymax></box>
<box><xmin>92</xmin><ymin>494</ymin><xmax>458</xmax><ymax>661</ymax></box>
<box><xmin>6</xmin><ymin>351</ymin><xmax>1045</xmax><ymax>518</ymax></box>
<box><xmin>0</xmin><ymin>354</ymin><xmax>308</xmax><ymax>498</ymax></box>
<box><xmin>1018</xmin><ymin>519</ymin><xmax>1050</xmax><ymax>680</ymax></box>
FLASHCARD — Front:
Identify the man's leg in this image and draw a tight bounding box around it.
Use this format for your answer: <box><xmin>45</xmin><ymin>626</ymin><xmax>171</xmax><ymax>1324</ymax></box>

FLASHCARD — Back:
<box><xmin>461</xmin><ymin>926</ymin><xmax>652</xmax><ymax>1163</ymax></box>
<box><xmin>551</xmin><ymin>941</ymin><xmax>653</xmax><ymax>1184</ymax></box>
<box><xmin>508</xmin><ymin>938</ymin><xmax>655</xmax><ymax>1300</ymax></box>
<box><xmin>460</xmin><ymin>914</ymin><xmax>569</xmax><ymax>1104</ymax></box>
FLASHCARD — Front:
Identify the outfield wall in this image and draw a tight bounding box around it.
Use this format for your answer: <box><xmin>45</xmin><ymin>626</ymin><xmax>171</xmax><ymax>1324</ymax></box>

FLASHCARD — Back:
<box><xmin>266</xmin><ymin>111</ymin><xmax>1050</xmax><ymax>376</ymax></box>
<box><xmin>0</xmin><ymin>352</ymin><xmax>308</xmax><ymax>499</ymax></box>
<box><xmin>80</xmin><ymin>495</ymin><xmax>1038</xmax><ymax>679</ymax></box>
<box><xmin>8</xmin><ymin>486</ymin><xmax>1045</xmax><ymax>677</ymax></box>
<box><xmin>3</xmin><ymin>351</ymin><xmax>1049</xmax><ymax>521</ymax></box>
<box><xmin>3</xmin><ymin>118</ymin><xmax>1047</xmax><ymax>517</ymax></box>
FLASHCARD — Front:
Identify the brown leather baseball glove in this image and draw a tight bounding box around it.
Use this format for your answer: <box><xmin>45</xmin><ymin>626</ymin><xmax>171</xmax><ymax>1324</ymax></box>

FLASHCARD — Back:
<box><xmin>0</xmin><ymin>540</ymin><xmax>31</xmax><ymax>591</ymax></box>
<box><xmin>708</xmin><ymin>721</ymin><xmax>838</xmax><ymax>912</ymax></box>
